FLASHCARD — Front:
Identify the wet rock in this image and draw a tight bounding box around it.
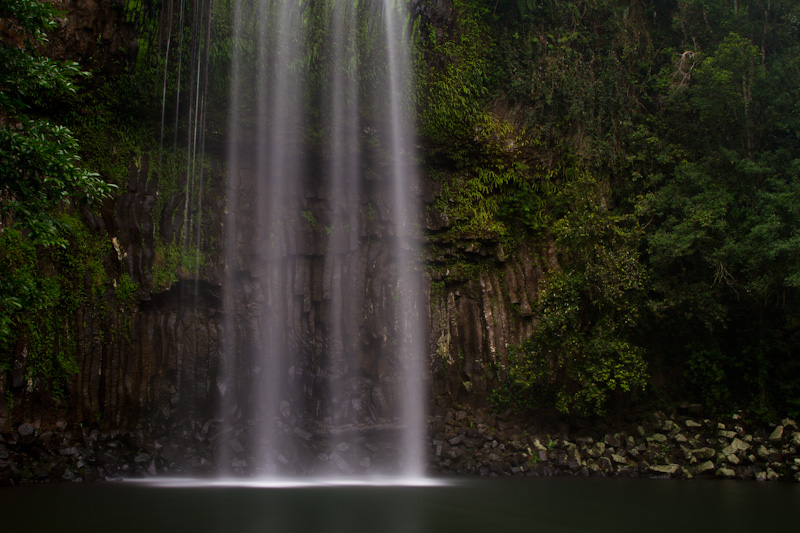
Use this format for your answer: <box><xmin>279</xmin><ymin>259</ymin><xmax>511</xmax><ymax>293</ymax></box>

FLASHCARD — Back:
<box><xmin>18</xmin><ymin>424</ymin><xmax>35</xmax><ymax>438</ymax></box>
<box><xmin>134</xmin><ymin>453</ymin><xmax>150</xmax><ymax>464</ymax></box>
<box><xmin>597</xmin><ymin>457</ymin><xmax>613</xmax><ymax>472</ymax></box>
<box><xmin>448</xmin><ymin>434</ymin><xmax>465</xmax><ymax>446</ymax></box>
<box><xmin>611</xmin><ymin>454</ymin><xmax>627</xmax><ymax>465</ymax></box>
<box><xmin>696</xmin><ymin>461</ymin><xmax>715</xmax><ymax>474</ymax></box>
<box><xmin>651</xmin><ymin>434</ymin><xmax>668</xmax><ymax>444</ymax></box>
<box><xmin>588</xmin><ymin>442</ymin><xmax>606</xmax><ymax>458</ymax></box>
<box><xmin>692</xmin><ymin>447</ymin><xmax>715</xmax><ymax>460</ymax></box>
<box><xmin>604</xmin><ymin>434</ymin><xmax>621</xmax><ymax>448</ymax></box>
<box><xmin>650</xmin><ymin>464</ymin><xmax>680</xmax><ymax>476</ymax></box>
<box><xmin>757</xmin><ymin>445</ymin><xmax>780</xmax><ymax>462</ymax></box>
<box><xmin>715</xmin><ymin>467</ymin><xmax>736</xmax><ymax>478</ymax></box>
<box><xmin>721</xmin><ymin>438</ymin><xmax>750</xmax><ymax>457</ymax></box>
<box><xmin>565</xmin><ymin>443</ymin><xmax>582</xmax><ymax>470</ymax></box>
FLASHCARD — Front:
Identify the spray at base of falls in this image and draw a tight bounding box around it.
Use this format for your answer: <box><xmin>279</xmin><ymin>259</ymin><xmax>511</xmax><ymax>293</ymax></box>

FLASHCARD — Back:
<box><xmin>220</xmin><ymin>0</ymin><xmax>427</xmax><ymax>478</ymax></box>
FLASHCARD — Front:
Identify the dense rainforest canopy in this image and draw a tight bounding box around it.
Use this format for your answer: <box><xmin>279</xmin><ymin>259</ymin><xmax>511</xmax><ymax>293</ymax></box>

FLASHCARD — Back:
<box><xmin>1</xmin><ymin>0</ymin><xmax>799</xmax><ymax>420</ymax></box>
<box><xmin>420</xmin><ymin>0</ymin><xmax>800</xmax><ymax>418</ymax></box>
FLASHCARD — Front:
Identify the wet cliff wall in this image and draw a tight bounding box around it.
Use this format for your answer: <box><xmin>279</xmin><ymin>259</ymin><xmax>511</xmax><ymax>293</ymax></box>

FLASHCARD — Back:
<box><xmin>0</xmin><ymin>0</ymin><xmax>545</xmax><ymax>437</ymax></box>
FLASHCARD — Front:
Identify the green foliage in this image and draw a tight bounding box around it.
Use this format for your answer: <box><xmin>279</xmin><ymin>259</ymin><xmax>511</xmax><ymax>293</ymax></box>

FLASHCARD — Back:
<box><xmin>302</xmin><ymin>209</ymin><xmax>317</xmax><ymax>229</ymax></box>
<box><xmin>417</xmin><ymin>0</ymin><xmax>492</xmax><ymax>156</ymax></box>
<box><xmin>634</xmin><ymin>5</ymin><xmax>800</xmax><ymax>415</ymax></box>
<box><xmin>496</xmin><ymin>170</ymin><xmax>648</xmax><ymax>416</ymax></box>
<box><xmin>421</xmin><ymin>0</ymin><xmax>800</xmax><ymax>417</ymax></box>
<box><xmin>0</xmin><ymin>1</ymin><xmax>116</xmax><ymax>248</ymax></box>
<box><xmin>0</xmin><ymin>215</ymin><xmax>111</xmax><ymax>398</ymax></box>
<box><xmin>0</xmin><ymin>1</ymin><xmax>146</xmax><ymax>400</ymax></box>
<box><xmin>115</xmin><ymin>273</ymin><xmax>138</xmax><ymax>306</ymax></box>
<box><xmin>418</xmin><ymin>2</ymin><xmax>550</xmax><ymax>241</ymax></box>
<box><xmin>0</xmin><ymin>1</ymin><xmax>115</xmax><ymax>358</ymax></box>
<box><xmin>151</xmin><ymin>241</ymin><xmax>205</xmax><ymax>292</ymax></box>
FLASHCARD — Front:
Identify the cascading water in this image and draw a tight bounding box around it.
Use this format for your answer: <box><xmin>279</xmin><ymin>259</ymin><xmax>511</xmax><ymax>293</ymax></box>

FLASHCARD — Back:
<box><xmin>220</xmin><ymin>0</ymin><xmax>427</xmax><ymax>479</ymax></box>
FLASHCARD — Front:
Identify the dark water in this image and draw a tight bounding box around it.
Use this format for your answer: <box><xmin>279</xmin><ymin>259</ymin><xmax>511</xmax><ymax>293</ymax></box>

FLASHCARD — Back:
<box><xmin>1</xmin><ymin>476</ymin><xmax>797</xmax><ymax>532</ymax></box>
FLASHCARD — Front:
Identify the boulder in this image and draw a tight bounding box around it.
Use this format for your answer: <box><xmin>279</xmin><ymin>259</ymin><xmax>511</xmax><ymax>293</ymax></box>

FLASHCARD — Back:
<box><xmin>715</xmin><ymin>467</ymin><xmax>736</xmax><ymax>478</ymax></box>
<box><xmin>769</xmin><ymin>426</ymin><xmax>784</xmax><ymax>442</ymax></box>
<box><xmin>611</xmin><ymin>454</ymin><xmax>627</xmax><ymax>465</ymax></box>
<box><xmin>565</xmin><ymin>443</ymin><xmax>582</xmax><ymax>467</ymax></box>
<box><xmin>651</xmin><ymin>433</ymin><xmax>668</xmax><ymax>444</ymax></box>
<box><xmin>588</xmin><ymin>442</ymin><xmax>606</xmax><ymax>458</ymax></box>
<box><xmin>448</xmin><ymin>434</ymin><xmax>465</xmax><ymax>446</ymax></box>
<box><xmin>721</xmin><ymin>438</ymin><xmax>750</xmax><ymax>457</ymax></box>
<box><xmin>692</xmin><ymin>447</ymin><xmax>716</xmax><ymax>460</ymax></box>
<box><xmin>650</xmin><ymin>464</ymin><xmax>680</xmax><ymax>476</ymax></box>
<box><xmin>696</xmin><ymin>461</ymin><xmax>715</xmax><ymax>474</ymax></box>
<box><xmin>756</xmin><ymin>445</ymin><xmax>781</xmax><ymax>462</ymax></box>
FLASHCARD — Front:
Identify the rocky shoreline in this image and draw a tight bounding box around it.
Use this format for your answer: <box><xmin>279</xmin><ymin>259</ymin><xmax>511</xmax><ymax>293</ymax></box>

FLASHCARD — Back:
<box><xmin>2</xmin><ymin>408</ymin><xmax>799</xmax><ymax>484</ymax></box>
<box><xmin>429</xmin><ymin>408</ymin><xmax>800</xmax><ymax>482</ymax></box>
<box><xmin>0</xmin><ymin>420</ymin><xmax>220</xmax><ymax>485</ymax></box>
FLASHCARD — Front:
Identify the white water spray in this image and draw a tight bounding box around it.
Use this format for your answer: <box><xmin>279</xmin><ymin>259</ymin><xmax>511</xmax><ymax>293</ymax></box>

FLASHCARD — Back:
<box><xmin>221</xmin><ymin>0</ymin><xmax>427</xmax><ymax>479</ymax></box>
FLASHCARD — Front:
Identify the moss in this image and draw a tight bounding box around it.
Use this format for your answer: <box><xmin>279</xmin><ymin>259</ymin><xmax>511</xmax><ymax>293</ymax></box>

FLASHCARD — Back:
<box><xmin>0</xmin><ymin>212</ymin><xmax>115</xmax><ymax>399</ymax></box>
<box><xmin>115</xmin><ymin>273</ymin><xmax>138</xmax><ymax>306</ymax></box>
<box><xmin>151</xmin><ymin>240</ymin><xmax>206</xmax><ymax>292</ymax></box>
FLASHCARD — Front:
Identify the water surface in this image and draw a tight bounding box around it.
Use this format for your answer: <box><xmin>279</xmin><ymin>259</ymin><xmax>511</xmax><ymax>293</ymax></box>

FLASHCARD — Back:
<box><xmin>1</xmin><ymin>476</ymin><xmax>797</xmax><ymax>532</ymax></box>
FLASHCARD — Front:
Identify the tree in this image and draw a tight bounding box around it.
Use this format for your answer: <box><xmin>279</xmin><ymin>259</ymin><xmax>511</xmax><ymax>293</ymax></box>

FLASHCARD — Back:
<box><xmin>1</xmin><ymin>0</ymin><xmax>115</xmax><ymax>349</ymax></box>
<box><xmin>498</xmin><ymin>170</ymin><xmax>648</xmax><ymax>416</ymax></box>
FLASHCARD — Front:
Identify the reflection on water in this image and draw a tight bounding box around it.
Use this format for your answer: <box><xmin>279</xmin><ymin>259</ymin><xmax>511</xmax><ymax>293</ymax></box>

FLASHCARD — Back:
<box><xmin>1</xmin><ymin>477</ymin><xmax>797</xmax><ymax>532</ymax></box>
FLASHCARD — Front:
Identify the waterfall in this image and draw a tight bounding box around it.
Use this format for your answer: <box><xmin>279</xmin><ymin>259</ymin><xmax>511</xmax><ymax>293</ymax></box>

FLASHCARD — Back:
<box><xmin>381</xmin><ymin>0</ymin><xmax>426</xmax><ymax>480</ymax></box>
<box><xmin>220</xmin><ymin>0</ymin><xmax>427</xmax><ymax>479</ymax></box>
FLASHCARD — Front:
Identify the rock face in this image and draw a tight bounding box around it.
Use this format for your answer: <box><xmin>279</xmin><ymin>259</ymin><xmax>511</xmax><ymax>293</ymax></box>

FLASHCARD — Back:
<box><xmin>49</xmin><ymin>0</ymin><xmax>138</xmax><ymax>78</ymax></box>
<box><xmin>1</xmin><ymin>0</ymin><xmax>545</xmax><ymax>471</ymax></box>
<box><xmin>427</xmin><ymin>243</ymin><xmax>544</xmax><ymax>405</ymax></box>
